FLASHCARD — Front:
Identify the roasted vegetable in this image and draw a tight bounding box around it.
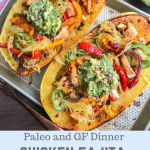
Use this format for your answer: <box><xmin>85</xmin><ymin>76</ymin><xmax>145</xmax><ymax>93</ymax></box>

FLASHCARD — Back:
<box><xmin>14</xmin><ymin>32</ymin><xmax>34</xmax><ymax>49</ymax></box>
<box><xmin>61</xmin><ymin>0</ymin><xmax>82</xmax><ymax>27</ymax></box>
<box><xmin>10</xmin><ymin>17</ymin><xmax>34</xmax><ymax>36</ymax></box>
<box><xmin>34</xmin><ymin>39</ymin><xmax>65</xmax><ymax>51</ymax></box>
<box><xmin>10</xmin><ymin>48</ymin><xmax>42</xmax><ymax>59</ymax></box>
<box><xmin>79</xmin><ymin>42</ymin><xmax>103</xmax><ymax>56</ymax></box>
<box><xmin>50</xmin><ymin>89</ymin><xmax>66</xmax><ymax>111</ymax></box>
<box><xmin>114</xmin><ymin>66</ymin><xmax>128</xmax><ymax>92</ymax></box>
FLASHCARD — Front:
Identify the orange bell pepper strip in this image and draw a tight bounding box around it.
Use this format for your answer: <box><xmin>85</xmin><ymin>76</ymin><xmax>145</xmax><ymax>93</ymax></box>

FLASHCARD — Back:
<box><xmin>61</xmin><ymin>0</ymin><xmax>82</xmax><ymax>27</ymax></box>
<box><xmin>10</xmin><ymin>17</ymin><xmax>34</xmax><ymax>36</ymax></box>
<box><xmin>60</xmin><ymin>61</ymin><xmax>76</xmax><ymax>76</ymax></box>
<box><xmin>34</xmin><ymin>39</ymin><xmax>65</xmax><ymax>51</ymax></box>
<box><xmin>72</xmin><ymin>0</ymin><xmax>82</xmax><ymax>18</ymax></box>
<box><xmin>76</xmin><ymin>57</ymin><xmax>84</xmax><ymax>66</ymax></box>
<box><xmin>61</xmin><ymin>17</ymin><xmax>79</xmax><ymax>27</ymax></box>
<box><xmin>60</xmin><ymin>56</ymin><xmax>83</xmax><ymax>76</ymax></box>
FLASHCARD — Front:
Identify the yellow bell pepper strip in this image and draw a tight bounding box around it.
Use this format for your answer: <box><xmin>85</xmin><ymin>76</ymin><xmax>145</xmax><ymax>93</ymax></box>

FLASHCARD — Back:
<box><xmin>10</xmin><ymin>17</ymin><xmax>34</xmax><ymax>36</ymax></box>
<box><xmin>72</xmin><ymin>0</ymin><xmax>82</xmax><ymax>18</ymax></box>
<box><xmin>102</xmin><ymin>34</ymin><xmax>114</xmax><ymax>49</ymax></box>
<box><xmin>103</xmin><ymin>31</ymin><xmax>125</xmax><ymax>52</ymax></box>
<box><xmin>34</xmin><ymin>39</ymin><xmax>65</xmax><ymax>51</ymax></box>
<box><xmin>60</xmin><ymin>61</ymin><xmax>76</xmax><ymax>76</ymax></box>
<box><xmin>68</xmin><ymin>22</ymin><xmax>79</xmax><ymax>32</ymax></box>
<box><xmin>76</xmin><ymin>57</ymin><xmax>84</xmax><ymax>66</ymax></box>
<box><xmin>61</xmin><ymin>0</ymin><xmax>82</xmax><ymax>27</ymax></box>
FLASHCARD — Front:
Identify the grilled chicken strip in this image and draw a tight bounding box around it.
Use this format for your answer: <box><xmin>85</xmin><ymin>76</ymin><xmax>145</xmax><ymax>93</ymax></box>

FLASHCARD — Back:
<box><xmin>97</xmin><ymin>95</ymin><xmax>108</xmax><ymax>107</ymax></box>
<box><xmin>108</xmin><ymin>53</ymin><xmax>114</xmax><ymax>66</ymax></box>
<box><xmin>70</xmin><ymin>64</ymin><xmax>79</xmax><ymax>86</ymax></box>
<box><xmin>87</xmin><ymin>0</ymin><xmax>91</xmax><ymax>13</ymax></box>
<box><xmin>65</xmin><ymin>0</ymin><xmax>76</xmax><ymax>18</ymax></box>
<box><xmin>69</xmin><ymin>112</ymin><xmax>83</xmax><ymax>123</ymax></box>
<box><xmin>117</xmin><ymin>24</ymin><xmax>127</xmax><ymax>32</ymax></box>
<box><xmin>22</xmin><ymin>0</ymin><xmax>39</xmax><ymax>6</ymax></box>
<box><xmin>54</xmin><ymin>27</ymin><xmax>69</xmax><ymax>42</ymax></box>
<box><xmin>120</xmin><ymin>54</ymin><xmax>136</xmax><ymax>79</ymax></box>
<box><xmin>117</xmin><ymin>80</ymin><xmax>124</xmax><ymax>95</ymax></box>
<box><xmin>109</xmin><ymin>89</ymin><xmax>119</xmax><ymax>99</ymax></box>
<box><xmin>125</xmin><ymin>22</ymin><xmax>138</xmax><ymax>41</ymax></box>
<box><xmin>7</xmin><ymin>36</ymin><xmax>14</xmax><ymax>50</ymax></box>
<box><xmin>81</xmin><ymin>55</ymin><xmax>92</xmax><ymax>62</ymax></box>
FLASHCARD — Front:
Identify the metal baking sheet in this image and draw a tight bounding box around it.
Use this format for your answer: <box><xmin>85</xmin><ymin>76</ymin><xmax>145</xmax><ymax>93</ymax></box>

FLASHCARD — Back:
<box><xmin>0</xmin><ymin>0</ymin><xmax>150</xmax><ymax>130</ymax></box>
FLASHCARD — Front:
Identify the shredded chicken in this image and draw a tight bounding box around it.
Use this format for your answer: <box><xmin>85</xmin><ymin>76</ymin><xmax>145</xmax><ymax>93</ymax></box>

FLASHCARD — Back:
<box><xmin>7</xmin><ymin>36</ymin><xmax>14</xmax><ymax>50</ymax></box>
<box><xmin>120</xmin><ymin>54</ymin><xmax>136</xmax><ymax>79</ymax></box>
<box><xmin>54</xmin><ymin>27</ymin><xmax>69</xmax><ymax>42</ymax></box>
<box><xmin>69</xmin><ymin>112</ymin><xmax>83</xmax><ymax>123</ymax></box>
<box><xmin>70</xmin><ymin>64</ymin><xmax>79</xmax><ymax>86</ymax></box>
<box><xmin>125</xmin><ymin>22</ymin><xmax>138</xmax><ymax>41</ymax></box>
<box><xmin>81</xmin><ymin>55</ymin><xmax>92</xmax><ymax>62</ymax></box>
<box><xmin>117</xmin><ymin>24</ymin><xmax>127</xmax><ymax>32</ymax></box>
<box><xmin>65</xmin><ymin>0</ymin><xmax>76</xmax><ymax>18</ymax></box>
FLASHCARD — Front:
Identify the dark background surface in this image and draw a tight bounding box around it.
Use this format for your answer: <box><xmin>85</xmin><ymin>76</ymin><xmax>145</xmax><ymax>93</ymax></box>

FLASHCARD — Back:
<box><xmin>123</xmin><ymin>0</ymin><xmax>150</xmax><ymax>14</ymax></box>
<box><xmin>1</xmin><ymin>0</ymin><xmax>150</xmax><ymax>130</ymax></box>
<box><xmin>0</xmin><ymin>90</ymin><xmax>47</xmax><ymax>130</ymax></box>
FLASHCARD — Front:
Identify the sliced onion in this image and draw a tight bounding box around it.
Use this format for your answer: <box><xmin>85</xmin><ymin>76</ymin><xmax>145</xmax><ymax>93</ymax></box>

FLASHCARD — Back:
<box><xmin>126</xmin><ymin>50</ymin><xmax>142</xmax><ymax>89</ymax></box>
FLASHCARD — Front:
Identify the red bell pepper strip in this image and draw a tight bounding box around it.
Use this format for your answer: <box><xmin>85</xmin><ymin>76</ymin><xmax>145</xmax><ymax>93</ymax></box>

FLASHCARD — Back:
<box><xmin>33</xmin><ymin>33</ymin><xmax>44</xmax><ymax>42</ymax></box>
<box><xmin>0</xmin><ymin>43</ymin><xmax>7</xmax><ymax>48</ymax></box>
<box><xmin>128</xmin><ymin>67</ymin><xmax>139</xmax><ymax>88</ymax></box>
<box><xmin>63</xmin><ymin>12</ymin><xmax>68</xmax><ymax>21</ymax></box>
<box><xmin>114</xmin><ymin>66</ymin><xmax>128</xmax><ymax>92</ymax></box>
<box><xmin>108</xmin><ymin>95</ymin><xmax>117</xmax><ymax>102</ymax></box>
<box><xmin>79</xmin><ymin>42</ymin><xmax>103</xmax><ymax>56</ymax></box>
<box><xmin>108</xmin><ymin>42</ymin><xmax>125</xmax><ymax>52</ymax></box>
<box><xmin>10</xmin><ymin>48</ymin><xmax>42</xmax><ymax>59</ymax></box>
<box><xmin>128</xmin><ymin>78</ymin><xmax>139</xmax><ymax>88</ymax></box>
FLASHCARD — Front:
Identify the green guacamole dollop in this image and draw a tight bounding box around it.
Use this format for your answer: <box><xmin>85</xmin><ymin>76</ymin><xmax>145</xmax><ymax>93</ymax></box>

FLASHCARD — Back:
<box><xmin>78</xmin><ymin>54</ymin><xmax>119</xmax><ymax>97</ymax></box>
<box><xmin>24</xmin><ymin>0</ymin><xmax>61</xmax><ymax>36</ymax></box>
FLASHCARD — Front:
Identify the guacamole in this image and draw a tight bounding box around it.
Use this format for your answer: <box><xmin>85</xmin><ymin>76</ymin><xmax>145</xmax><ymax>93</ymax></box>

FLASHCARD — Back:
<box><xmin>24</xmin><ymin>0</ymin><xmax>61</xmax><ymax>36</ymax></box>
<box><xmin>78</xmin><ymin>55</ymin><xmax>119</xmax><ymax>97</ymax></box>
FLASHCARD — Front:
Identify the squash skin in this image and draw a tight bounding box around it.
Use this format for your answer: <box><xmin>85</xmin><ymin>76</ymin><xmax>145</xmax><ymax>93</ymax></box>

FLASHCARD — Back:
<box><xmin>41</xmin><ymin>13</ymin><xmax>150</xmax><ymax>130</ymax></box>
<box><xmin>0</xmin><ymin>0</ymin><xmax>106</xmax><ymax>76</ymax></box>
